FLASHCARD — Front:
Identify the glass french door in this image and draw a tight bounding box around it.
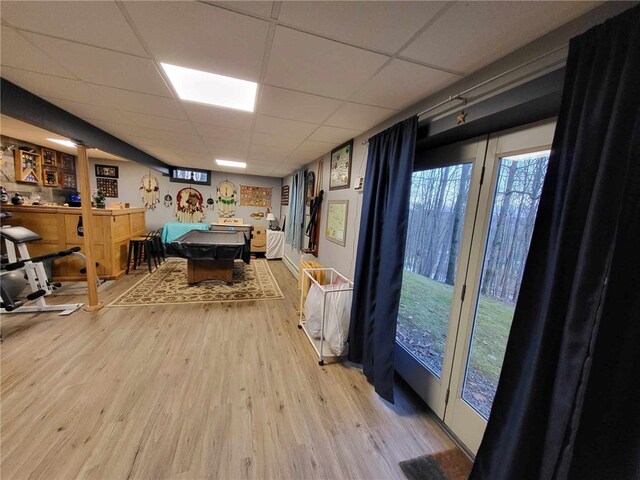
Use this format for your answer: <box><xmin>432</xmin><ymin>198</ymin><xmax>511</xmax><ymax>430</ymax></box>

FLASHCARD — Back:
<box><xmin>396</xmin><ymin>119</ymin><xmax>556</xmax><ymax>453</ymax></box>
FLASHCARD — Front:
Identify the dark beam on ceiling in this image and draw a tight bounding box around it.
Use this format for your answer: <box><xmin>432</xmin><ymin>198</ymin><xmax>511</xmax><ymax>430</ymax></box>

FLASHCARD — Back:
<box><xmin>1</xmin><ymin>78</ymin><xmax>170</xmax><ymax>174</ymax></box>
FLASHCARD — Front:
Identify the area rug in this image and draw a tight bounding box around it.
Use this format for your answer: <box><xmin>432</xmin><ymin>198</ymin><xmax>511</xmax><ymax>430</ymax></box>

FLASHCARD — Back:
<box><xmin>399</xmin><ymin>448</ymin><xmax>472</xmax><ymax>480</ymax></box>
<box><xmin>109</xmin><ymin>259</ymin><xmax>283</xmax><ymax>306</ymax></box>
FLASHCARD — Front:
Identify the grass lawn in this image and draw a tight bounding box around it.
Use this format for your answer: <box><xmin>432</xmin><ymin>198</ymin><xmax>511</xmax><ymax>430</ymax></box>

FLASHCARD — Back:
<box><xmin>398</xmin><ymin>270</ymin><xmax>514</xmax><ymax>385</ymax></box>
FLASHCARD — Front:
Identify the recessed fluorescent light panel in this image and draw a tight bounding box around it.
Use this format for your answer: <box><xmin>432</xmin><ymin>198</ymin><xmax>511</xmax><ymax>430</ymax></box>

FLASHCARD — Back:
<box><xmin>48</xmin><ymin>138</ymin><xmax>76</xmax><ymax>148</ymax></box>
<box><xmin>216</xmin><ymin>159</ymin><xmax>247</xmax><ymax>169</ymax></box>
<box><xmin>161</xmin><ymin>63</ymin><xmax>257</xmax><ymax>112</ymax></box>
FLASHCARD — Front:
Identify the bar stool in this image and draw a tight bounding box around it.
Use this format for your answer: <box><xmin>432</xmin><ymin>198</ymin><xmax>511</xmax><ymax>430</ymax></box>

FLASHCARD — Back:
<box><xmin>126</xmin><ymin>233</ymin><xmax>155</xmax><ymax>274</ymax></box>
<box><xmin>151</xmin><ymin>228</ymin><xmax>165</xmax><ymax>264</ymax></box>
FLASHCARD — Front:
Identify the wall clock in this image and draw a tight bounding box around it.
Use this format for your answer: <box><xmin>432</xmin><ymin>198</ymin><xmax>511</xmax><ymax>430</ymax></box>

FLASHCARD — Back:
<box><xmin>217</xmin><ymin>180</ymin><xmax>237</xmax><ymax>218</ymax></box>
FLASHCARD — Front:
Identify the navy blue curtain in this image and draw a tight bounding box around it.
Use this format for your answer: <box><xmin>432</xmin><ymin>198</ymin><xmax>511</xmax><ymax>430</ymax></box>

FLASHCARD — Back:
<box><xmin>471</xmin><ymin>6</ymin><xmax>640</xmax><ymax>480</ymax></box>
<box><xmin>348</xmin><ymin>117</ymin><xmax>417</xmax><ymax>403</ymax></box>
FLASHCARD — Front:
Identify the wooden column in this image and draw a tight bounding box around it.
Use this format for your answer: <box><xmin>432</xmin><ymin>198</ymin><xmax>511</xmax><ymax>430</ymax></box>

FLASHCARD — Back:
<box><xmin>76</xmin><ymin>143</ymin><xmax>103</xmax><ymax>311</ymax></box>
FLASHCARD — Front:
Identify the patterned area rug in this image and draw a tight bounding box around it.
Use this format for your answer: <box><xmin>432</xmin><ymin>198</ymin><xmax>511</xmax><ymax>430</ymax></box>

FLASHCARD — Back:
<box><xmin>109</xmin><ymin>259</ymin><xmax>283</xmax><ymax>306</ymax></box>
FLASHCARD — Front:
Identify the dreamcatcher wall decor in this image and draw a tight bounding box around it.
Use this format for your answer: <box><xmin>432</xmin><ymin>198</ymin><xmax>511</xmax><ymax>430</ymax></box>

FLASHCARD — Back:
<box><xmin>163</xmin><ymin>191</ymin><xmax>173</xmax><ymax>208</ymax></box>
<box><xmin>140</xmin><ymin>173</ymin><xmax>160</xmax><ymax>210</ymax></box>
<box><xmin>216</xmin><ymin>180</ymin><xmax>237</xmax><ymax>218</ymax></box>
<box><xmin>176</xmin><ymin>187</ymin><xmax>205</xmax><ymax>223</ymax></box>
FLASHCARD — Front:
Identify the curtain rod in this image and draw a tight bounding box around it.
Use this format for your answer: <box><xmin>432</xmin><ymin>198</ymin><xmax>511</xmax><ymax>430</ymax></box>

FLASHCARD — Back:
<box><xmin>361</xmin><ymin>44</ymin><xmax>568</xmax><ymax>146</ymax></box>
<box><xmin>417</xmin><ymin>44</ymin><xmax>568</xmax><ymax>118</ymax></box>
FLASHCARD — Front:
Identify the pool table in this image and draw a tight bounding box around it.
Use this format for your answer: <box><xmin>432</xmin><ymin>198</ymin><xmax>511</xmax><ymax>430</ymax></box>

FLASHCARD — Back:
<box><xmin>167</xmin><ymin>230</ymin><xmax>250</xmax><ymax>284</ymax></box>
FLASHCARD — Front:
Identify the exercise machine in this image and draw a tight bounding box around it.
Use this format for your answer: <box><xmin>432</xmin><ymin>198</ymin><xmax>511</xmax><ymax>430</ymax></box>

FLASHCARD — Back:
<box><xmin>1</xmin><ymin>226</ymin><xmax>84</xmax><ymax>315</ymax></box>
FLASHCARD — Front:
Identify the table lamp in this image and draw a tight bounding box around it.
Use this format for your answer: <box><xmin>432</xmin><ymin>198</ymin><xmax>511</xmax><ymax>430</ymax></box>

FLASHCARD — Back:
<box><xmin>266</xmin><ymin>212</ymin><xmax>277</xmax><ymax>230</ymax></box>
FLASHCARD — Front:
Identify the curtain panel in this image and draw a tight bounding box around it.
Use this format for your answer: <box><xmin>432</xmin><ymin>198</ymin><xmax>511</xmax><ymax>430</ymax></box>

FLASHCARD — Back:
<box><xmin>285</xmin><ymin>168</ymin><xmax>306</xmax><ymax>250</ymax></box>
<box><xmin>471</xmin><ymin>6</ymin><xmax>640</xmax><ymax>479</ymax></box>
<box><xmin>348</xmin><ymin>117</ymin><xmax>417</xmax><ymax>403</ymax></box>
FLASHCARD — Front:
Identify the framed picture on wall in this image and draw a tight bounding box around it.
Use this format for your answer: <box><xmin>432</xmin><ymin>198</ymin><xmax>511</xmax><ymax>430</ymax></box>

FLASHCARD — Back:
<box><xmin>329</xmin><ymin>139</ymin><xmax>353</xmax><ymax>190</ymax></box>
<box><xmin>95</xmin><ymin>164</ymin><xmax>119</xmax><ymax>178</ymax></box>
<box><xmin>325</xmin><ymin>200</ymin><xmax>348</xmax><ymax>246</ymax></box>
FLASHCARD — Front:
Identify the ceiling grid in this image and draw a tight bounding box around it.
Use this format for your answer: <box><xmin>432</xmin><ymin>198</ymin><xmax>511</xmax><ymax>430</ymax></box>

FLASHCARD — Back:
<box><xmin>0</xmin><ymin>1</ymin><xmax>601</xmax><ymax>176</ymax></box>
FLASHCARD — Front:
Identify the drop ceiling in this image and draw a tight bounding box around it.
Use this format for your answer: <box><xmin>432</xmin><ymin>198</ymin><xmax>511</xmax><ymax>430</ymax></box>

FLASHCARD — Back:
<box><xmin>0</xmin><ymin>1</ymin><xmax>599</xmax><ymax>177</ymax></box>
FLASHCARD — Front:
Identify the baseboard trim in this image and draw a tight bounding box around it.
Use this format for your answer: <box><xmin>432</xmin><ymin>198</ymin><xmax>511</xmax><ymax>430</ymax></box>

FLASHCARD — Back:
<box><xmin>282</xmin><ymin>254</ymin><xmax>298</xmax><ymax>278</ymax></box>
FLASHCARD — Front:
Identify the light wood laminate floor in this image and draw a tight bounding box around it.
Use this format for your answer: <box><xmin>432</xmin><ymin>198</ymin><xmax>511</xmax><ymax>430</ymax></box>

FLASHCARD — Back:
<box><xmin>1</xmin><ymin>260</ymin><xmax>460</xmax><ymax>479</ymax></box>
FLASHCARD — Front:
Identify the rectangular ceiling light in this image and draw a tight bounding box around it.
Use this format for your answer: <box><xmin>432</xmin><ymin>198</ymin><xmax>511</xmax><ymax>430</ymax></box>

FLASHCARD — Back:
<box><xmin>48</xmin><ymin>138</ymin><xmax>76</xmax><ymax>148</ymax></box>
<box><xmin>216</xmin><ymin>159</ymin><xmax>247</xmax><ymax>169</ymax></box>
<box><xmin>161</xmin><ymin>62</ymin><xmax>257</xmax><ymax>112</ymax></box>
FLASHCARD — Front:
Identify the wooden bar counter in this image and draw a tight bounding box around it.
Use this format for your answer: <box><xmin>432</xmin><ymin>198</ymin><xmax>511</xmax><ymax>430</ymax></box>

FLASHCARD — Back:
<box><xmin>1</xmin><ymin>205</ymin><xmax>146</xmax><ymax>281</ymax></box>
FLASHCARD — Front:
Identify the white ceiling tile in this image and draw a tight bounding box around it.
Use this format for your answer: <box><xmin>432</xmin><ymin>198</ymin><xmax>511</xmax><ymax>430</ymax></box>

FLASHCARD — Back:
<box><xmin>1</xmin><ymin>1</ymin><xmax>146</xmax><ymax>56</ymax></box>
<box><xmin>0</xmin><ymin>27</ymin><xmax>74</xmax><ymax>78</ymax></box>
<box><xmin>309</xmin><ymin>126</ymin><xmax>362</xmax><ymax>144</ymax></box>
<box><xmin>182</xmin><ymin>103</ymin><xmax>254</xmax><ymax>131</ymax></box>
<box><xmin>22</xmin><ymin>32</ymin><xmax>171</xmax><ymax>96</ymax></box>
<box><xmin>0</xmin><ymin>67</ymin><xmax>107</xmax><ymax>106</ymax></box>
<box><xmin>249</xmin><ymin>143</ymin><xmax>297</xmax><ymax>158</ymax></box>
<box><xmin>214</xmin><ymin>1</ymin><xmax>274</xmax><ymax>17</ymax></box>
<box><xmin>203</xmin><ymin>137</ymin><xmax>250</xmax><ymax>158</ymax></box>
<box><xmin>326</xmin><ymin>103</ymin><xmax>397</xmax><ymax>131</ymax></box>
<box><xmin>248</xmin><ymin>149</ymin><xmax>287</xmax><ymax>164</ymax></box>
<box><xmin>278</xmin><ymin>1</ymin><xmax>446</xmax><ymax>53</ymax></box>
<box><xmin>195</xmin><ymin>124</ymin><xmax>252</xmax><ymax>143</ymax></box>
<box><xmin>123</xmin><ymin>112</ymin><xmax>197</xmax><ymax>135</ymax></box>
<box><xmin>89</xmin><ymin>85</ymin><xmax>186</xmax><ymax>119</ymax></box>
<box><xmin>245</xmin><ymin>159</ymin><xmax>281</xmax><ymax>168</ymax></box>
<box><xmin>257</xmin><ymin>86</ymin><xmax>342</xmax><ymax>124</ymax></box>
<box><xmin>400</xmin><ymin>1</ymin><xmax>599</xmax><ymax>74</ymax></box>
<box><xmin>350</xmin><ymin>59</ymin><xmax>460</xmax><ymax>109</ymax></box>
<box><xmin>251</xmin><ymin>132</ymin><xmax>302</xmax><ymax>150</ymax></box>
<box><xmin>254</xmin><ymin>115</ymin><xmax>319</xmax><ymax>139</ymax></box>
<box><xmin>293</xmin><ymin>140</ymin><xmax>335</xmax><ymax>160</ymax></box>
<box><xmin>42</xmin><ymin>98</ymin><xmax>140</xmax><ymax>126</ymax></box>
<box><xmin>265</xmin><ymin>26</ymin><xmax>389</xmax><ymax>99</ymax></box>
<box><xmin>122</xmin><ymin>1</ymin><xmax>269</xmax><ymax>81</ymax></box>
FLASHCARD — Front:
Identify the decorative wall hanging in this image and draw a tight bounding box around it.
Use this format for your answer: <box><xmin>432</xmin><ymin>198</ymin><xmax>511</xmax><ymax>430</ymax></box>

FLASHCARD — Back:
<box><xmin>240</xmin><ymin>184</ymin><xmax>272</xmax><ymax>207</ymax></box>
<box><xmin>164</xmin><ymin>192</ymin><xmax>173</xmax><ymax>208</ymax></box>
<box><xmin>329</xmin><ymin>139</ymin><xmax>353</xmax><ymax>190</ymax></box>
<box><xmin>176</xmin><ymin>187</ymin><xmax>205</xmax><ymax>223</ymax></box>
<box><xmin>217</xmin><ymin>180</ymin><xmax>237</xmax><ymax>218</ymax></box>
<box><xmin>14</xmin><ymin>150</ymin><xmax>41</xmax><ymax>184</ymax></box>
<box><xmin>305</xmin><ymin>171</ymin><xmax>315</xmax><ymax>206</ymax></box>
<box><xmin>59</xmin><ymin>153</ymin><xmax>76</xmax><ymax>189</ymax></box>
<box><xmin>250</xmin><ymin>211</ymin><xmax>265</xmax><ymax>219</ymax></box>
<box><xmin>43</xmin><ymin>168</ymin><xmax>59</xmax><ymax>187</ymax></box>
<box><xmin>97</xmin><ymin>177</ymin><xmax>118</xmax><ymax>197</ymax></box>
<box><xmin>95</xmin><ymin>164</ymin><xmax>119</xmax><ymax>178</ymax></box>
<box><xmin>281</xmin><ymin>185</ymin><xmax>289</xmax><ymax>206</ymax></box>
<box><xmin>42</xmin><ymin>151</ymin><xmax>59</xmax><ymax>185</ymax></box>
<box><xmin>59</xmin><ymin>153</ymin><xmax>75</xmax><ymax>172</ymax></box>
<box><xmin>140</xmin><ymin>173</ymin><xmax>160</xmax><ymax>210</ymax></box>
<box><xmin>41</xmin><ymin>148</ymin><xmax>57</xmax><ymax>167</ymax></box>
<box><xmin>325</xmin><ymin>200</ymin><xmax>348</xmax><ymax>246</ymax></box>
<box><xmin>206</xmin><ymin>194</ymin><xmax>215</xmax><ymax>210</ymax></box>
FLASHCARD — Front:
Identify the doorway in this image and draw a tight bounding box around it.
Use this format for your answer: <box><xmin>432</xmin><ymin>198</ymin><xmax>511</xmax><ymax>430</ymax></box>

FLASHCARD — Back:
<box><xmin>396</xmin><ymin>119</ymin><xmax>555</xmax><ymax>453</ymax></box>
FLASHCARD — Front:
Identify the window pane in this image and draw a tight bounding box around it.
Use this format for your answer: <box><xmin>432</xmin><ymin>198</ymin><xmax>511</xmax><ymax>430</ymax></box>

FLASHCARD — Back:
<box><xmin>397</xmin><ymin>163</ymin><xmax>472</xmax><ymax>377</ymax></box>
<box><xmin>462</xmin><ymin>151</ymin><xmax>549</xmax><ymax>419</ymax></box>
